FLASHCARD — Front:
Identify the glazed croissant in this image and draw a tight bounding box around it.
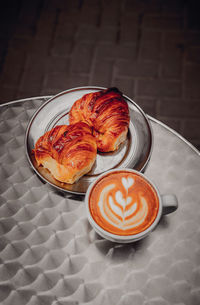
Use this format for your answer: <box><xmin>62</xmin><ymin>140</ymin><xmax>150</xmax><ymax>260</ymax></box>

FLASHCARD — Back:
<box><xmin>34</xmin><ymin>122</ymin><xmax>97</xmax><ymax>184</ymax></box>
<box><xmin>69</xmin><ymin>87</ymin><xmax>130</xmax><ymax>152</ymax></box>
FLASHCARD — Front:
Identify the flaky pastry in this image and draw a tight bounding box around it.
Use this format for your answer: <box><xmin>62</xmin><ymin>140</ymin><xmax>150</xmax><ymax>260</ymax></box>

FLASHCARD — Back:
<box><xmin>69</xmin><ymin>87</ymin><xmax>130</xmax><ymax>152</ymax></box>
<box><xmin>34</xmin><ymin>122</ymin><xmax>97</xmax><ymax>184</ymax></box>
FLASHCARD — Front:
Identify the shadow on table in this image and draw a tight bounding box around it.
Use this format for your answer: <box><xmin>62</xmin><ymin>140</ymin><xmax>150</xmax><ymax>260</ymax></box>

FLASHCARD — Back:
<box><xmin>92</xmin><ymin>215</ymin><xmax>171</xmax><ymax>263</ymax></box>
<box><xmin>93</xmin><ymin>234</ymin><xmax>150</xmax><ymax>263</ymax></box>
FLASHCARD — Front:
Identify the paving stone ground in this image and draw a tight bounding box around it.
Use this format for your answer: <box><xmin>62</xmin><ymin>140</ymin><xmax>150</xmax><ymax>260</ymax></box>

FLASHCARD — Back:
<box><xmin>0</xmin><ymin>0</ymin><xmax>200</xmax><ymax>150</ymax></box>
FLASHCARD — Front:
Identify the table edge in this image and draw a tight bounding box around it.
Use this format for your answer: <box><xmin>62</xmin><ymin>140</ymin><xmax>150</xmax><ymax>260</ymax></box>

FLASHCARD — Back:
<box><xmin>0</xmin><ymin>95</ymin><xmax>52</xmax><ymax>107</ymax></box>
<box><xmin>148</xmin><ymin>115</ymin><xmax>200</xmax><ymax>156</ymax></box>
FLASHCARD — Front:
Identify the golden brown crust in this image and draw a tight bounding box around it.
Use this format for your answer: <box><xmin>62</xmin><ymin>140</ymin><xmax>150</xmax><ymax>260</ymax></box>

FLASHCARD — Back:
<box><xmin>34</xmin><ymin>122</ymin><xmax>97</xmax><ymax>184</ymax></box>
<box><xmin>69</xmin><ymin>87</ymin><xmax>130</xmax><ymax>152</ymax></box>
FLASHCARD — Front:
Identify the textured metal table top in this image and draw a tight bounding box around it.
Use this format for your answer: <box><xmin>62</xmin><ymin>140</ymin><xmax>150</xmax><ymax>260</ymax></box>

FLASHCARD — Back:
<box><xmin>0</xmin><ymin>97</ymin><xmax>200</xmax><ymax>305</ymax></box>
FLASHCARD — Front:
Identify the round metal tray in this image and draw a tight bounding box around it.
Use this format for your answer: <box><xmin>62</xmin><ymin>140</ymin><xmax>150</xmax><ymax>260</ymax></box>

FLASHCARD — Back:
<box><xmin>25</xmin><ymin>86</ymin><xmax>153</xmax><ymax>194</ymax></box>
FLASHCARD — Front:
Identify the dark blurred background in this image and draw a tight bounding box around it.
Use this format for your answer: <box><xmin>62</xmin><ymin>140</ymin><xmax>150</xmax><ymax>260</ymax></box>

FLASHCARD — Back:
<box><xmin>0</xmin><ymin>0</ymin><xmax>200</xmax><ymax>150</ymax></box>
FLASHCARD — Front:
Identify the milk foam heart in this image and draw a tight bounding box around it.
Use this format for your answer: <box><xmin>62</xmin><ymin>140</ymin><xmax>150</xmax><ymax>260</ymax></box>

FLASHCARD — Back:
<box><xmin>122</xmin><ymin>177</ymin><xmax>134</xmax><ymax>191</ymax></box>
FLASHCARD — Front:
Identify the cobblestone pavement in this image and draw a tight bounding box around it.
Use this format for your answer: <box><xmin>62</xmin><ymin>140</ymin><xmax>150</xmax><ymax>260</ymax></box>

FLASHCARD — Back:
<box><xmin>0</xmin><ymin>0</ymin><xmax>200</xmax><ymax>150</ymax></box>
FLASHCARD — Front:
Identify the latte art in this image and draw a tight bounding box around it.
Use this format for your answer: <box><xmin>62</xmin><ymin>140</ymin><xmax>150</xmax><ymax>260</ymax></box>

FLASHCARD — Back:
<box><xmin>89</xmin><ymin>171</ymin><xmax>159</xmax><ymax>236</ymax></box>
<box><xmin>98</xmin><ymin>179</ymin><xmax>148</xmax><ymax>230</ymax></box>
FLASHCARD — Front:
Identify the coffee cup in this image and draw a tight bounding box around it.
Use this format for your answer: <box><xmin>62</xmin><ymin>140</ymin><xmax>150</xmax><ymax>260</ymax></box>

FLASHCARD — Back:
<box><xmin>85</xmin><ymin>168</ymin><xmax>178</xmax><ymax>243</ymax></box>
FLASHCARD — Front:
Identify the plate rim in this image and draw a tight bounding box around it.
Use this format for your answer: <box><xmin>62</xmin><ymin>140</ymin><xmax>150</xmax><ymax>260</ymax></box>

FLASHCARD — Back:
<box><xmin>25</xmin><ymin>86</ymin><xmax>153</xmax><ymax>195</ymax></box>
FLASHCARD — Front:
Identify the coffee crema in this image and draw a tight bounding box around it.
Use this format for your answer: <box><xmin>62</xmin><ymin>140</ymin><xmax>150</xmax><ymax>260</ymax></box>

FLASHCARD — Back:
<box><xmin>89</xmin><ymin>171</ymin><xmax>159</xmax><ymax>236</ymax></box>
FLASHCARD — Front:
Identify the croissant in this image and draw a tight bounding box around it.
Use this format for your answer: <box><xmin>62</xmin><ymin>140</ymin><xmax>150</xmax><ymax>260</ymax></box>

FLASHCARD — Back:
<box><xmin>69</xmin><ymin>87</ymin><xmax>130</xmax><ymax>152</ymax></box>
<box><xmin>34</xmin><ymin>122</ymin><xmax>97</xmax><ymax>184</ymax></box>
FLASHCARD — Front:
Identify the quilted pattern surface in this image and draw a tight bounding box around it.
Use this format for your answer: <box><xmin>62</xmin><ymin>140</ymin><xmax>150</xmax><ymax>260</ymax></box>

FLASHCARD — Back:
<box><xmin>0</xmin><ymin>98</ymin><xmax>200</xmax><ymax>305</ymax></box>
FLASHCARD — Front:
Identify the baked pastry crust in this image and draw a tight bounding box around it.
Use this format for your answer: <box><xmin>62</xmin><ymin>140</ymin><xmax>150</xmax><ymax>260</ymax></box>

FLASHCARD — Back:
<box><xmin>69</xmin><ymin>87</ymin><xmax>130</xmax><ymax>152</ymax></box>
<box><xmin>34</xmin><ymin>122</ymin><xmax>97</xmax><ymax>184</ymax></box>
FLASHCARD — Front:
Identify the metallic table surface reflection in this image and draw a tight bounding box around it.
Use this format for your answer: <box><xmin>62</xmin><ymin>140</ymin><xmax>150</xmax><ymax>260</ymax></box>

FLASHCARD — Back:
<box><xmin>0</xmin><ymin>97</ymin><xmax>200</xmax><ymax>305</ymax></box>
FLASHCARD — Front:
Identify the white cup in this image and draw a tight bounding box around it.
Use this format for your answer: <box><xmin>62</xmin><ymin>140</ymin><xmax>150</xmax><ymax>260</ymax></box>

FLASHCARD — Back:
<box><xmin>85</xmin><ymin>168</ymin><xmax>178</xmax><ymax>243</ymax></box>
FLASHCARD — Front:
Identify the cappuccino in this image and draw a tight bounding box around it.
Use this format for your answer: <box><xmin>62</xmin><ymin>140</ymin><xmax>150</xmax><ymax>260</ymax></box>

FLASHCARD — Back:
<box><xmin>89</xmin><ymin>171</ymin><xmax>159</xmax><ymax>236</ymax></box>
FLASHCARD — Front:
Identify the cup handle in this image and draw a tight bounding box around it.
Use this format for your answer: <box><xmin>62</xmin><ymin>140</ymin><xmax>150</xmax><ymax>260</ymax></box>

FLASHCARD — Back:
<box><xmin>161</xmin><ymin>194</ymin><xmax>178</xmax><ymax>215</ymax></box>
